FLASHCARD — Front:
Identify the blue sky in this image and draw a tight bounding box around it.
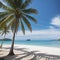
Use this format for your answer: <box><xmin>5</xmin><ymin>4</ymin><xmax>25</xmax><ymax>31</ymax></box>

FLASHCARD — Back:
<box><xmin>0</xmin><ymin>0</ymin><xmax>60</xmax><ymax>40</ymax></box>
<box><xmin>29</xmin><ymin>0</ymin><xmax>60</xmax><ymax>30</ymax></box>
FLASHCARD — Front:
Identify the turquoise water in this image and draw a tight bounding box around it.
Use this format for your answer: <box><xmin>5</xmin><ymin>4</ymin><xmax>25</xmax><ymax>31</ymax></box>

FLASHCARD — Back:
<box><xmin>0</xmin><ymin>40</ymin><xmax>60</xmax><ymax>48</ymax></box>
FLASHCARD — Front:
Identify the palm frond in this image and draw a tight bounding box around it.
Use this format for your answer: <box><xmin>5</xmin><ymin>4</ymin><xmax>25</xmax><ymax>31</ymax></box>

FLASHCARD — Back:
<box><xmin>21</xmin><ymin>0</ymin><xmax>32</xmax><ymax>9</ymax></box>
<box><xmin>14</xmin><ymin>0</ymin><xmax>23</xmax><ymax>8</ymax></box>
<box><xmin>22</xmin><ymin>15</ymin><xmax>32</xmax><ymax>32</ymax></box>
<box><xmin>21</xmin><ymin>21</ymin><xmax>25</xmax><ymax>34</ymax></box>
<box><xmin>23</xmin><ymin>8</ymin><xmax>38</xmax><ymax>14</ymax></box>
<box><xmin>0</xmin><ymin>1</ymin><xmax>14</xmax><ymax>12</ymax></box>
<box><xmin>0</xmin><ymin>15</ymin><xmax>14</xmax><ymax>27</ymax></box>
<box><xmin>0</xmin><ymin>12</ymin><xmax>13</xmax><ymax>20</ymax></box>
<box><xmin>7</xmin><ymin>18</ymin><xmax>14</xmax><ymax>29</ymax></box>
<box><xmin>0</xmin><ymin>26</ymin><xmax>3</xmax><ymax>31</ymax></box>
<box><xmin>0</xmin><ymin>24</ymin><xmax>10</xmax><ymax>35</ymax></box>
<box><xmin>5</xmin><ymin>0</ymin><xmax>23</xmax><ymax>9</ymax></box>
<box><xmin>5</xmin><ymin>0</ymin><xmax>16</xmax><ymax>9</ymax></box>
<box><xmin>25</xmin><ymin>15</ymin><xmax>37</xmax><ymax>23</ymax></box>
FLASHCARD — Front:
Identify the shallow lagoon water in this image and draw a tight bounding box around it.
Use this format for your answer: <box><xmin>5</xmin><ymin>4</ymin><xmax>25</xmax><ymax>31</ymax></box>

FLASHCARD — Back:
<box><xmin>0</xmin><ymin>40</ymin><xmax>60</xmax><ymax>48</ymax></box>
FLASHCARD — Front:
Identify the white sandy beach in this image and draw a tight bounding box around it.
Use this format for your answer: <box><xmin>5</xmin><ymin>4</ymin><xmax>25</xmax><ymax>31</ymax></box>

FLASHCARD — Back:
<box><xmin>0</xmin><ymin>44</ymin><xmax>60</xmax><ymax>60</ymax></box>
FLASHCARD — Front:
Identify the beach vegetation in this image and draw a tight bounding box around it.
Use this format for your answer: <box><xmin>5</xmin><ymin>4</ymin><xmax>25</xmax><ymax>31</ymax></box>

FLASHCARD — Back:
<box><xmin>0</xmin><ymin>24</ymin><xmax>9</xmax><ymax>48</ymax></box>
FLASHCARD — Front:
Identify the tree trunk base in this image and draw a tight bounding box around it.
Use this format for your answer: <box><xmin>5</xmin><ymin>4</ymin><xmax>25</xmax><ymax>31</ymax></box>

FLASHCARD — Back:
<box><xmin>8</xmin><ymin>51</ymin><xmax>15</xmax><ymax>56</ymax></box>
<box><xmin>0</xmin><ymin>44</ymin><xmax>2</xmax><ymax>48</ymax></box>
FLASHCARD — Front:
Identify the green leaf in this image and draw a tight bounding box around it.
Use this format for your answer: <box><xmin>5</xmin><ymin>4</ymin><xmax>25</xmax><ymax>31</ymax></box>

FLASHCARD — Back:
<box><xmin>0</xmin><ymin>24</ymin><xmax>9</xmax><ymax>35</ymax></box>
<box><xmin>23</xmin><ymin>8</ymin><xmax>38</xmax><ymax>14</ymax></box>
<box><xmin>0</xmin><ymin>12</ymin><xmax>13</xmax><ymax>20</ymax></box>
<box><xmin>21</xmin><ymin>21</ymin><xmax>25</xmax><ymax>34</ymax></box>
<box><xmin>14</xmin><ymin>0</ymin><xmax>23</xmax><ymax>8</ymax></box>
<box><xmin>0</xmin><ymin>1</ymin><xmax>14</xmax><ymax>12</ymax></box>
<box><xmin>5</xmin><ymin>0</ymin><xmax>16</xmax><ymax>9</ymax></box>
<box><xmin>21</xmin><ymin>0</ymin><xmax>32</xmax><ymax>9</ymax></box>
<box><xmin>22</xmin><ymin>15</ymin><xmax>32</xmax><ymax>32</ymax></box>
<box><xmin>5</xmin><ymin>0</ymin><xmax>23</xmax><ymax>9</ymax></box>
<box><xmin>26</xmin><ymin>15</ymin><xmax>37</xmax><ymax>23</ymax></box>
<box><xmin>0</xmin><ymin>15</ymin><xmax>14</xmax><ymax>27</ymax></box>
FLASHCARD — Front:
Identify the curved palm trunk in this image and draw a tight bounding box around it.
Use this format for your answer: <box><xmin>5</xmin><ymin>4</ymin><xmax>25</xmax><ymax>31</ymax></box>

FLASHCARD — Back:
<box><xmin>0</xmin><ymin>35</ymin><xmax>5</xmax><ymax>48</ymax></box>
<box><xmin>8</xmin><ymin>29</ymin><xmax>16</xmax><ymax>55</ymax></box>
<box><xmin>8</xmin><ymin>17</ymin><xmax>18</xmax><ymax>55</ymax></box>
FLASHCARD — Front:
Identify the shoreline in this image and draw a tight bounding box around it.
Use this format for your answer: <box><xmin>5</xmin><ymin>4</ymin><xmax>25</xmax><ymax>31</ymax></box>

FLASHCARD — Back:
<box><xmin>3</xmin><ymin>44</ymin><xmax>60</xmax><ymax>56</ymax></box>
<box><xmin>0</xmin><ymin>44</ymin><xmax>60</xmax><ymax>60</ymax></box>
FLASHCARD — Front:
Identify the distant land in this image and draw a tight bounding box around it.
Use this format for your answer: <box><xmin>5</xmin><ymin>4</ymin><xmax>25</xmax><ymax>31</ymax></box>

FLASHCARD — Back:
<box><xmin>0</xmin><ymin>38</ymin><xmax>12</xmax><ymax>41</ymax></box>
<box><xmin>58</xmin><ymin>39</ymin><xmax>60</xmax><ymax>41</ymax></box>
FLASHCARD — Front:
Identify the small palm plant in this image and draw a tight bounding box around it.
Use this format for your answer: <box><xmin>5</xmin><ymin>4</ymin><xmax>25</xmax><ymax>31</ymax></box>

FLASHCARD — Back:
<box><xmin>0</xmin><ymin>0</ymin><xmax>38</xmax><ymax>55</ymax></box>
<box><xmin>0</xmin><ymin>25</ymin><xmax>9</xmax><ymax>48</ymax></box>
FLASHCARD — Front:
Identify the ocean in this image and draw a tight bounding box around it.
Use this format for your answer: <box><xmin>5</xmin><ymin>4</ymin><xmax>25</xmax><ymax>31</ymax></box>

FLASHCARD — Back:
<box><xmin>0</xmin><ymin>40</ymin><xmax>60</xmax><ymax>48</ymax></box>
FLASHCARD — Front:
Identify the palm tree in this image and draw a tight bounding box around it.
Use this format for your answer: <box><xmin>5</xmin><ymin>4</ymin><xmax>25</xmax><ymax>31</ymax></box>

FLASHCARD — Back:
<box><xmin>0</xmin><ymin>25</ymin><xmax>9</xmax><ymax>48</ymax></box>
<box><xmin>0</xmin><ymin>0</ymin><xmax>38</xmax><ymax>55</ymax></box>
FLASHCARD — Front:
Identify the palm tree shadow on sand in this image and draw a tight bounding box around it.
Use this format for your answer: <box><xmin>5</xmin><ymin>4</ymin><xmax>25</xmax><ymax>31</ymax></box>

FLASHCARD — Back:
<box><xmin>0</xmin><ymin>47</ymin><xmax>60</xmax><ymax>60</ymax></box>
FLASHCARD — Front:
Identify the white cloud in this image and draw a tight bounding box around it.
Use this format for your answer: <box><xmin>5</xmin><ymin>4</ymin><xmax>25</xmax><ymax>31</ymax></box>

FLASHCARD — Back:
<box><xmin>14</xmin><ymin>29</ymin><xmax>60</xmax><ymax>40</ymax></box>
<box><xmin>0</xmin><ymin>29</ymin><xmax>60</xmax><ymax>40</ymax></box>
<box><xmin>51</xmin><ymin>15</ymin><xmax>60</xmax><ymax>27</ymax></box>
<box><xmin>49</xmin><ymin>26</ymin><xmax>55</xmax><ymax>29</ymax></box>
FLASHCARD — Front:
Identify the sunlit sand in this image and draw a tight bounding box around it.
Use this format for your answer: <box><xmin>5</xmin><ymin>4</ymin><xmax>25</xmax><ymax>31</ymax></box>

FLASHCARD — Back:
<box><xmin>0</xmin><ymin>44</ymin><xmax>60</xmax><ymax>60</ymax></box>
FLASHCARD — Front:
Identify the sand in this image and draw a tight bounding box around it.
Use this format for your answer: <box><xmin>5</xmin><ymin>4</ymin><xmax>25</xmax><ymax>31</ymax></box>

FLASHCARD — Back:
<box><xmin>0</xmin><ymin>44</ymin><xmax>60</xmax><ymax>60</ymax></box>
